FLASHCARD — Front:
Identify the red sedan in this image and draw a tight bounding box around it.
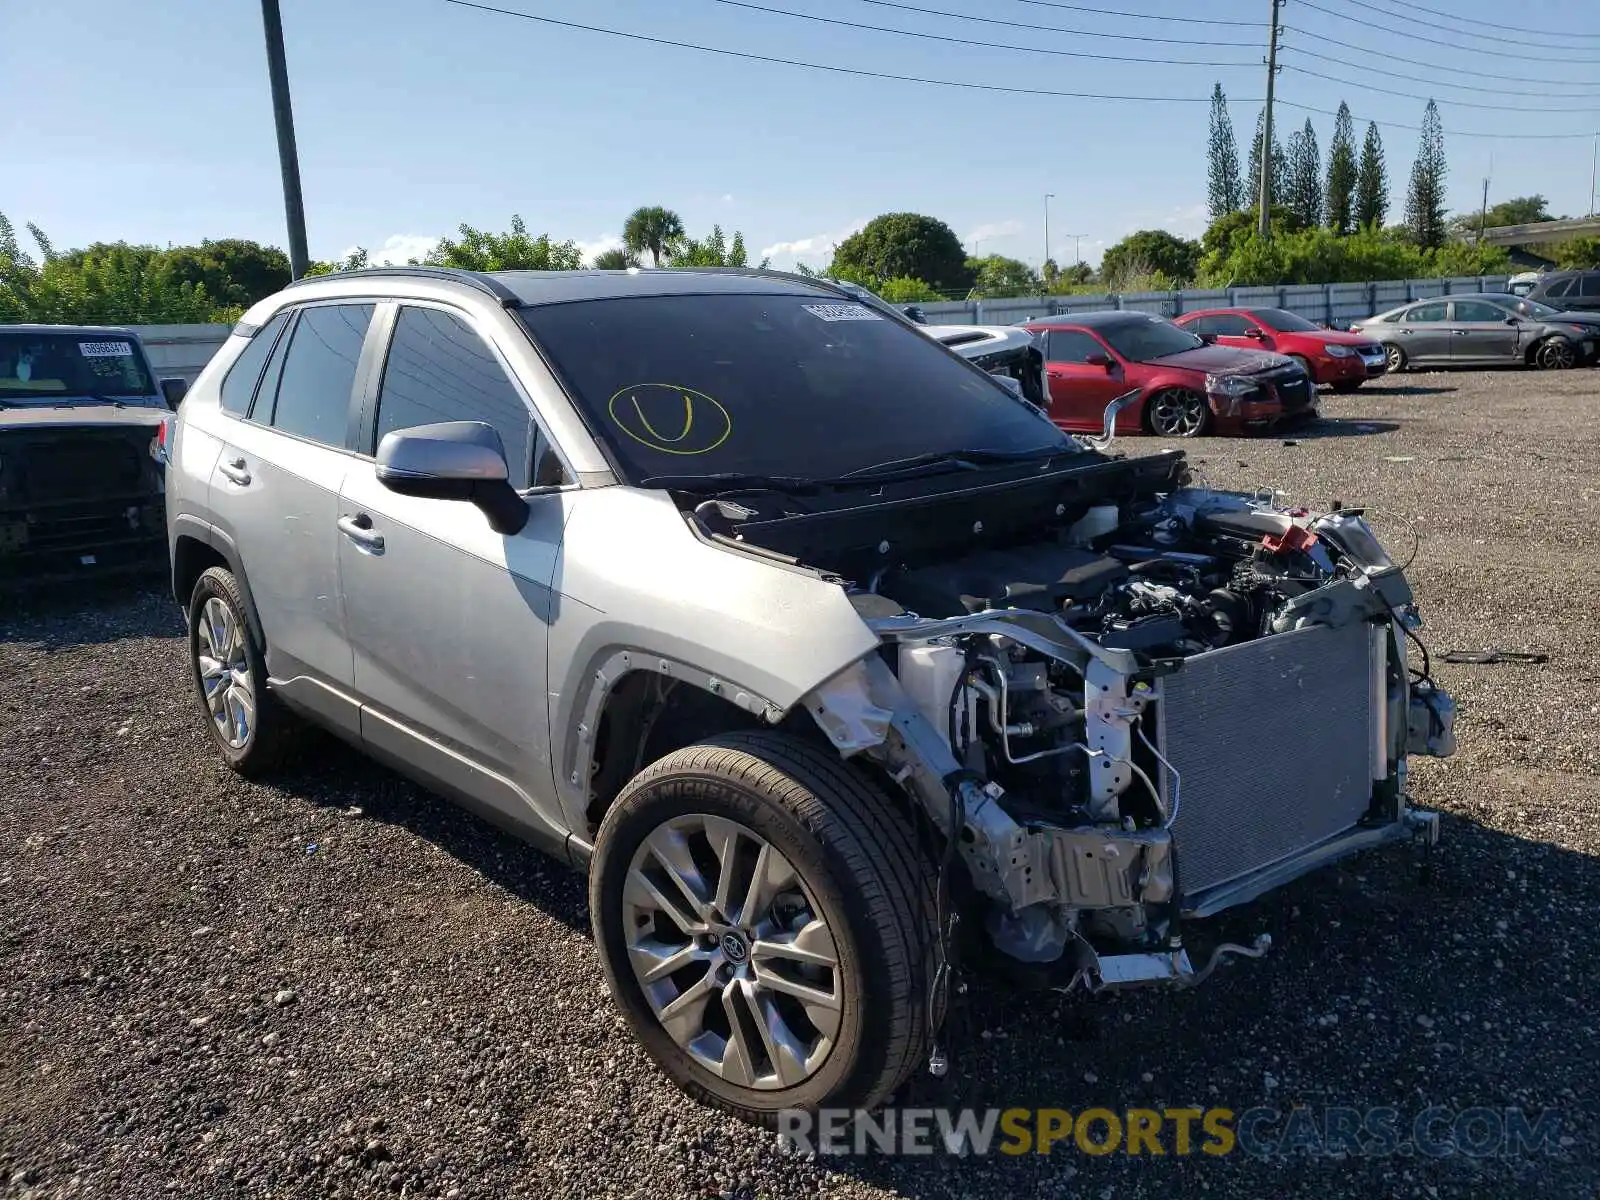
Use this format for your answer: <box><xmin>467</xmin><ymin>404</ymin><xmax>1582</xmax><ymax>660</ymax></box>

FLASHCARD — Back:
<box><xmin>1175</xmin><ymin>307</ymin><xmax>1388</xmax><ymax>392</ymax></box>
<box><xmin>1024</xmin><ymin>311</ymin><xmax>1318</xmax><ymax>438</ymax></box>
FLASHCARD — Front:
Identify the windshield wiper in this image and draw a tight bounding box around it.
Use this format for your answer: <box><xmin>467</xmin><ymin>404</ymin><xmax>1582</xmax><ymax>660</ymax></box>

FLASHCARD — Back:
<box><xmin>637</xmin><ymin>472</ymin><xmax>822</xmax><ymax>494</ymax></box>
<box><xmin>828</xmin><ymin>445</ymin><xmax>1066</xmax><ymax>484</ymax></box>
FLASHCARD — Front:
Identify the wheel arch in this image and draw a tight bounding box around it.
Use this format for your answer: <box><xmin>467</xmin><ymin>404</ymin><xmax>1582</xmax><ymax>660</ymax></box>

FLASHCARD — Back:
<box><xmin>171</xmin><ymin>520</ymin><xmax>267</xmax><ymax>651</ymax></box>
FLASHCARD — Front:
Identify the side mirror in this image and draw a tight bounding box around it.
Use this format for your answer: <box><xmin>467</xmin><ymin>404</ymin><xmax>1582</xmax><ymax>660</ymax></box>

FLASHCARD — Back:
<box><xmin>1197</xmin><ymin>331</ymin><xmax>1218</xmax><ymax>345</ymax></box>
<box><xmin>160</xmin><ymin>378</ymin><xmax>188</xmax><ymax>410</ymax></box>
<box><xmin>1504</xmin><ymin>316</ymin><xmax>1520</xmax><ymax>326</ymax></box>
<box><xmin>376</xmin><ymin>420</ymin><xmax>529</xmax><ymax>535</ymax></box>
<box><xmin>1245</xmin><ymin>327</ymin><xmax>1267</xmax><ymax>340</ymax></box>
<box><xmin>1084</xmin><ymin>352</ymin><xmax>1114</xmax><ymax>371</ymax></box>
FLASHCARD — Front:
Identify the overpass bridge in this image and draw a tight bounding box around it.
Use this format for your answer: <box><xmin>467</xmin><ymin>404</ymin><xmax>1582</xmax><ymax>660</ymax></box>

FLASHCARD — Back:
<box><xmin>1472</xmin><ymin>216</ymin><xmax>1600</xmax><ymax>248</ymax></box>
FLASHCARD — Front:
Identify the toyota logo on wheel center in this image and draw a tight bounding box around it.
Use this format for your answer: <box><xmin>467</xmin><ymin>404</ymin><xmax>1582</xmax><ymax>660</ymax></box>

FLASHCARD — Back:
<box><xmin>720</xmin><ymin>931</ymin><xmax>750</xmax><ymax>964</ymax></box>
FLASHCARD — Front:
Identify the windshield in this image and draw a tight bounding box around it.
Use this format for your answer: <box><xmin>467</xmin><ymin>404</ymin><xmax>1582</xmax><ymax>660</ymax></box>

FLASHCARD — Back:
<box><xmin>1254</xmin><ymin>308</ymin><xmax>1321</xmax><ymax>333</ymax></box>
<box><xmin>0</xmin><ymin>331</ymin><xmax>157</xmax><ymax>403</ymax></box>
<box><xmin>1098</xmin><ymin>318</ymin><xmax>1204</xmax><ymax>362</ymax></box>
<box><xmin>518</xmin><ymin>293</ymin><xmax>1073</xmax><ymax>484</ymax></box>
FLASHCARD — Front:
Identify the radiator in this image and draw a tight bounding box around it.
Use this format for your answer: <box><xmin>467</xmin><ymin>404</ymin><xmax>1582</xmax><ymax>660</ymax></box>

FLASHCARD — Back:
<box><xmin>1158</xmin><ymin>622</ymin><xmax>1379</xmax><ymax>895</ymax></box>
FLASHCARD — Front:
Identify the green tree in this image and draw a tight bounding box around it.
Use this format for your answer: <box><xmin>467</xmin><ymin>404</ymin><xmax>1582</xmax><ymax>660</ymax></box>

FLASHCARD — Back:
<box><xmin>1325</xmin><ymin>103</ymin><xmax>1358</xmax><ymax>235</ymax></box>
<box><xmin>1356</xmin><ymin>121</ymin><xmax>1389</xmax><ymax>230</ymax></box>
<box><xmin>303</xmin><ymin>248</ymin><xmax>371</xmax><ymax>276</ymax></box>
<box><xmin>1449</xmin><ymin>195</ymin><xmax>1555</xmax><ymax>238</ymax></box>
<box><xmin>622</xmin><ymin>206</ymin><xmax>686</xmax><ymax>267</ymax></box>
<box><xmin>424</xmin><ymin>215</ymin><xmax>582</xmax><ymax>271</ymax></box>
<box><xmin>1286</xmin><ymin>119</ymin><xmax>1323</xmax><ymax>229</ymax></box>
<box><xmin>665</xmin><ymin>225</ymin><xmax>766</xmax><ymax>269</ymax></box>
<box><xmin>1404</xmin><ymin>100</ymin><xmax>1448</xmax><ymax>250</ymax></box>
<box><xmin>161</xmin><ymin>239</ymin><xmax>291</xmax><ymax>308</ymax></box>
<box><xmin>1207</xmin><ymin>83</ymin><xmax>1245</xmax><ymax>219</ymax></box>
<box><xmin>877</xmin><ymin>276</ymin><xmax>942</xmax><ymax>303</ymax></box>
<box><xmin>1552</xmin><ymin>237</ymin><xmax>1600</xmax><ymax>269</ymax></box>
<box><xmin>1100</xmin><ymin>229</ymin><xmax>1201</xmax><ymax>288</ymax></box>
<box><xmin>1246</xmin><ymin>108</ymin><xmax>1286</xmax><ymax>210</ymax></box>
<box><xmin>591</xmin><ymin>247</ymin><xmax>641</xmax><ymax>270</ymax></box>
<box><xmin>828</xmin><ymin>213</ymin><xmax>972</xmax><ymax>292</ymax></box>
<box><xmin>966</xmin><ymin>254</ymin><xmax>1041</xmax><ymax>298</ymax></box>
<box><xmin>1428</xmin><ymin>240</ymin><xmax>1513</xmax><ymax>277</ymax></box>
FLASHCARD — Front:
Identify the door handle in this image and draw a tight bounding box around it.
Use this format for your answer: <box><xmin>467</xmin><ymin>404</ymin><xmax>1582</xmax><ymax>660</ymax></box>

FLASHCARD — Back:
<box><xmin>218</xmin><ymin>456</ymin><xmax>251</xmax><ymax>486</ymax></box>
<box><xmin>1452</xmin><ymin>329</ymin><xmax>1469</xmax><ymax>336</ymax></box>
<box><xmin>337</xmin><ymin>513</ymin><xmax>385</xmax><ymax>553</ymax></box>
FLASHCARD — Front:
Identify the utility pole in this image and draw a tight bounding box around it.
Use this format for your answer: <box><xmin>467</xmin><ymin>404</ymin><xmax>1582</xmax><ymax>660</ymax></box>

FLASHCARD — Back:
<box><xmin>1477</xmin><ymin>175</ymin><xmax>1490</xmax><ymax>270</ymax></box>
<box><xmin>261</xmin><ymin>0</ymin><xmax>309</xmax><ymax>279</ymax></box>
<box><xmin>1590</xmin><ymin>134</ymin><xmax>1597</xmax><ymax>216</ymax></box>
<box><xmin>1044</xmin><ymin>193</ymin><xmax>1054</xmax><ymax>272</ymax></box>
<box><xmin>1257</xmin><ymin>0</ymin><xmax>1283</xmax><ymax>238</ymax></box>
<box><xmin>1060</xmin><ymin>233</ymin><xmax>1087</xmax><ymax>272</ymax></box>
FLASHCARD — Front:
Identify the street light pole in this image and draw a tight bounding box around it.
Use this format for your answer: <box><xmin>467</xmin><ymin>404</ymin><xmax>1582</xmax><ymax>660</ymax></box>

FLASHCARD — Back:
<box><xmin>260</xmin><ymin>0</ymin><xmax>309</xmax><ymax>279</ymax></box>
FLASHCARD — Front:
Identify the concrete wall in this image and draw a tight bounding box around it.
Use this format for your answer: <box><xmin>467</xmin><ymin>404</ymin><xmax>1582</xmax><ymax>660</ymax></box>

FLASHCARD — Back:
<box><xmin>918</xmin><ymin>276</ymin><xmax>1514</xmax><ymax>327</ymax></box>
<box><xmin>130</xmin><ymin>323</ymin><xmax>232</xmax><ymax>384</ymax></box>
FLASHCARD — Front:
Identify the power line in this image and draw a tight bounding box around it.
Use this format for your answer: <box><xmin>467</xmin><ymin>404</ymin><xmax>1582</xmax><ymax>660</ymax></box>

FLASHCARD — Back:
<box><xmin>436</xmin><ymin>0</ymin><xmax>1600</xmax><ymax>142</ymax></box>
<box><xmin>1284</xmin><ymin>31</ymin><xmax>1600</xmax><ymax>87</ymax></box>
<box><xmin>702</xmin><ymin>0</ymin><xmax>1258</xmax><ymax>67</ymax></box>
<box><xmin>1283</xmin><ymin>64</ymin><xmax>1600</xmax><ymax>115</ymax></box>
<box><xmin>845</xmin><ymin>0</ymin><xmax>1255</xmax><ymax>47</ymax></box>
<box><xmin>1280</xmin><ymin>44</ymin><xmax>1600</xmax><ymax>98</ymax></box>
<box><xmin>1352</xmin><ymin>0</ymin><xmax>1600</xmax><ymax>40</ymax></box>
<box><xmin>1276</xmin><ymin>98</ymin><xmax>1598</xmax><ymax>141</ymax></box>
<box><xmin>1331</xmin><ymin>0</ymin><xmax>1600</xmax><ymax>49</ymax></box>
<box><xmin>437</xmin><ymin>0</ymin><xmax>1247</xmax><ymax>102</ymax></box>
<box><xmin>1290</xmin><ymin>0</ymin><xmax>1600</xmax><ymax>62</ymax></box>
<box><xmin>1006</xmin><ymin>0</ymin><xmax>1266</xmax><ymax>29</ymax></box>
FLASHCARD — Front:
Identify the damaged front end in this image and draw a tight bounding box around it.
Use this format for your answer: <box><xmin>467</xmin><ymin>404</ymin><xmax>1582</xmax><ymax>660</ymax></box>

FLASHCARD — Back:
<box><xmin>802</xmin><ymin>488</ymin><xmax>1454</xmax><ymax>994</ymax></box>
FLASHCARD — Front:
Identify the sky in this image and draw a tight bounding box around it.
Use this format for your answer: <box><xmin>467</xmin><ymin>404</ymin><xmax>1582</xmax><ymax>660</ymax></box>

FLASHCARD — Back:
<box><xmin>3</xmin><ymin>0</ymin><xmax>1598</xmax><ymax>271</ymax></box>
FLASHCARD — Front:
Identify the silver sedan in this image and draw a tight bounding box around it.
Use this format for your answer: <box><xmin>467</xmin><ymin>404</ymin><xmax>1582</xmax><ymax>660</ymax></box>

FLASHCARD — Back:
<box><xmin>1353</xmin><ymin>293</ymin><xmax>1600</xmax><ymax>372</ymax></box>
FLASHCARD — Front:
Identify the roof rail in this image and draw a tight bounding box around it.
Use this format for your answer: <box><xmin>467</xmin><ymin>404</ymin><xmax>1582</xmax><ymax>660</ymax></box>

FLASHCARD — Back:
<box><xmin>281</xmin><ymin>266</ymin><xmax>522</xmax><ymax>307</ymax></box>
<box><xmin>664</xmin><ymin>265</ymin><xmax>852</xmax><ymax>298</ymax></box>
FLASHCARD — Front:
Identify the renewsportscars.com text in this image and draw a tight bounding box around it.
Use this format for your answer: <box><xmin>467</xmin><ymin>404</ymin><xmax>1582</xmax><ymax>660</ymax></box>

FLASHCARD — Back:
<box><xmin>778</xmin><ymin>1106</ymin><xmax>1562</xmax><ymax>1159</ymax></box>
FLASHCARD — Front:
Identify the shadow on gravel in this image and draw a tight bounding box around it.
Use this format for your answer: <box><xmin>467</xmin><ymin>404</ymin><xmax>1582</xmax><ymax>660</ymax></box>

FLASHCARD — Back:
<box><xmin>1281</xmin><ymin>418</ymin><xmax>1402</xmax><ymax>440</ymax></box>
<box><xmin>275</xmin><ymin>735</ymin><xmax>590</xmax><ymax>934</ymax></box>
<box><xmin>1356</xmin><ymin>383</ymin><xmax>1457</xmax><ymax>397</ymax></box>
<box><xmin>0</xmin><ymin>577</ymin><xmax>178</xmax><ymax>648</ymax></box>
<box><xmin>806</xmin><ymin>808</ymin><xmax>1599</xmax><ymax>1196</ymax></box>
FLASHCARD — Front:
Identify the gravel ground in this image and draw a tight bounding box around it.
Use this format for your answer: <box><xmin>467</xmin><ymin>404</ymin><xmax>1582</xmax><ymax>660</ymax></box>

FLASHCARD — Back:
<box><xmin>3</xmin><ymin>367</ymin><xmax>1597</xmax><ymax>1199</ymax></box>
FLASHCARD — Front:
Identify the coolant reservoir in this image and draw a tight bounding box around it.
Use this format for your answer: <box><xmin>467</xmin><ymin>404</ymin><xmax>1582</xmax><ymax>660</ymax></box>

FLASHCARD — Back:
<box><xmin>898</xmin><ymin>644</ymin><xmax>965</xmax><ymax>748</ymax></box>
<box><xmin>1067</xmin><ymin>504</ymin><xmax>1119</xmax><ymax>546</ymax></box>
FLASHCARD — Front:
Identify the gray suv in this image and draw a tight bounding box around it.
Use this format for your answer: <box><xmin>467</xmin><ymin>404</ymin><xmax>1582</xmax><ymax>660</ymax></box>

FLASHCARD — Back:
<box><xmin>167</xmin><ymin>266</ymin><xmax>1456</xmax><ymax>1121</ymax></box>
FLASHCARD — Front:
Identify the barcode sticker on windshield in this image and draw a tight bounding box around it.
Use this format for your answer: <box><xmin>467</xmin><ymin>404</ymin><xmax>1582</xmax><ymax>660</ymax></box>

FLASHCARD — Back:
<box><xmin>79</xmin><ymin>341</ymin><xmax>134</xmax><ymax>357</ymax></box>
<box><xmin>801</xmin><ymin>303</ymin><xmax>883</xmax><ymax>323</ymax></box>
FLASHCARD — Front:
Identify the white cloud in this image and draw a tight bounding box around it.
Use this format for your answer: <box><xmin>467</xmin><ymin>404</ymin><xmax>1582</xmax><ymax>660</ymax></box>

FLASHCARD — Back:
<box><xmin>721</xmin><ymin>193</ymin><xmax>735</xmax><ymax>204</ymax></box>
<box><xmin>965</xmin><ymin>219</ymin><xmax>1025</xmax><ymax>249</ymax></box>
<box><xmin>354</xmin><ymin>234</ymin><xmax>439</xmax><ymax>265</ymax></box>
<box><xmin>574</xmin><ymin>234</ymin><xmax>625</xmax><ymax>265</ymax></box>
<box><xmin>759</xmin><ymin>218</ymin><xmax>868</xmax><ymax>270</ymax></box>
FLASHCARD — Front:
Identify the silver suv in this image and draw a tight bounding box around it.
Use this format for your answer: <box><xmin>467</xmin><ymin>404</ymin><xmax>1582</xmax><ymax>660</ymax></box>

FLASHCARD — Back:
<box><xmin>167</xmin><ymin>266</ymin><xmax>1456</xmax><ymax>1121</ymax></box>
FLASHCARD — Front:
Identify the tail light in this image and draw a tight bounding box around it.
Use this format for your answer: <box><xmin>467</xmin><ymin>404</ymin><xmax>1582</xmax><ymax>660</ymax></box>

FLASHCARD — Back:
<box><xmin>150</xmin><ymin>417</ymin><xmax>173</xmax><ymax>466</ymax></box>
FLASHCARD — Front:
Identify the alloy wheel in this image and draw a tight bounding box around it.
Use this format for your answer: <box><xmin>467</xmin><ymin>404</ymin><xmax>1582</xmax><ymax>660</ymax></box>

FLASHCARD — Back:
<box><xmin>623</xmin><ymin>814</ymin><xmax>841</xmax><ymax>1090</ymax></box>
<box><xmin>195</xmin><ymin>596</ymin><xmax>255</xmax><ymax>750</ymax></box>
<box><xmin>1538</xmin><ymin>339</ymin><xmax>1576</xmax><ymax>370</ymax></box>
<box><xmin>1147</xmin><ymin>390</ymin><xmax>1207</xmax><ymax>437</ymax></box>
<box><xmin>1384</xmin><ymin>344</ymin><xmax>1407</xmax><ymax>373</ymax></box>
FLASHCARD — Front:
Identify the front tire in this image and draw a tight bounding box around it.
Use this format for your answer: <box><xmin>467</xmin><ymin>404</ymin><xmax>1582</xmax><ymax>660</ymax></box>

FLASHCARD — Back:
<box><xmin>1383</xmin><ymin>343</ymin><xmax>1408</xmax><ymax>374</ymax></box>
<box><xmin>590</xmin><ymin>731</ymin><xmax>937</xmax><ymax>1123</ymax></box>
<box><xmin>187</xmin><ymin>566</ymin><xmax>293</xmax><ymax>776</ymax></box>
<box><xmin>1144</xmin><ymin>388</ymin><xmax>1211</xmax><ymax>438</ymax></box>
<box><xmin>1535</xmin><ymin>337</ymin><xmax>1577</xmax><ymax>370</ymax></box>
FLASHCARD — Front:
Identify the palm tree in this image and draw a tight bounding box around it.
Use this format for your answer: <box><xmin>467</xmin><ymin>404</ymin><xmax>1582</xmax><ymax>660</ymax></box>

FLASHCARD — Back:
<box><xmin>622</xmin><ymin>206</ymin><xmax>685</xmax><ymax>267</ymax></box>
<box><xmin>591</xmin><ymin>247</ymin><xmax>641</xmax><ymax>270</ymax></box>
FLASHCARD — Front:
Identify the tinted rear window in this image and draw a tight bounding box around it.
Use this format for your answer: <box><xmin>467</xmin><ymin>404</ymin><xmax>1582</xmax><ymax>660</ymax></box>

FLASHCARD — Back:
<box><xmin>0</xmin><ymin>331</ymin><xmax>156</xmax><ymax>403</ymax></box>
<box><xmin>267</xmin><ymin>304</ymin><xmax>373</xmax><ymax>447</ymax></box>
<box><xmin>517</xmin><ymin>294</ymin><xmax>1068</xmax><ymax>483</ymax></box>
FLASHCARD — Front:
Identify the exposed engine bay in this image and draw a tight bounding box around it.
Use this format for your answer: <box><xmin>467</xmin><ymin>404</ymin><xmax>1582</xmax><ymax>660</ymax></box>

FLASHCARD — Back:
<box><xmin>684</xmin><ymin>450</ymin><xmax>1457</xmax><ymax>995</ymax></box>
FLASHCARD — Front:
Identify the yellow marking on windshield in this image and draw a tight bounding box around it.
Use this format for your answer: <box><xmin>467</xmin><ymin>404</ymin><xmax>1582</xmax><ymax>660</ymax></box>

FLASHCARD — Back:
<box><xmin>607</xmin><ymin>383</ymin><xmax>732</xmax><ymax>456</ymax></box>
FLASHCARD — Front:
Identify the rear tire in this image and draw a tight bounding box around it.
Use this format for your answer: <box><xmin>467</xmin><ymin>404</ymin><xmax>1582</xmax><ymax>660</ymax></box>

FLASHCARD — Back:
<box><xmin>187</xmin><ymin>566</ymin><xmax>294</xmax><ymax>776</ymax></box>
<box><xmin>1331</xmin><ymin>379</ymin><xmax>1362</xmax><ymax>394</ymax></box>
<box><xmin>590</xmin><ymin>731</ymin><xmax>937</xmax><ymax>1123</ymax></box>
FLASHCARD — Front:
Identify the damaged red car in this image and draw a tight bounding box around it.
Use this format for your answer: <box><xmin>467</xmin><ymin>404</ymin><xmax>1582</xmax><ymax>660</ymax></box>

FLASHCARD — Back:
<box><xmin>1175</xmin><ymin>307</ymin><xmax>1388</xmax><ymax>392</ymax></box>
<box><xmin>1025</xmin><ymin>311</ymin><xmax>1317</xmax><ymax>438</ymax></box>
